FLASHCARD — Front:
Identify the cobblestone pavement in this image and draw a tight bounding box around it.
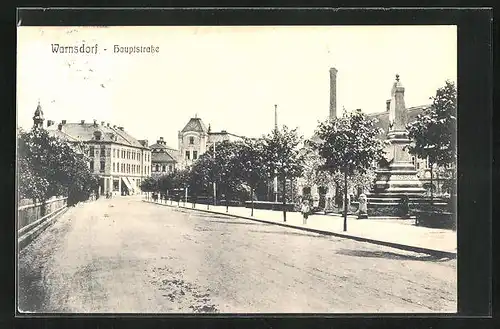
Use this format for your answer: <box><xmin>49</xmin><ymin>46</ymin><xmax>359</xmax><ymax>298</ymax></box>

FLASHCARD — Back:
<box><xmin>18</xmin><ymin>196</ymin><xmax>457</xmax><ymax>313</ymax></box>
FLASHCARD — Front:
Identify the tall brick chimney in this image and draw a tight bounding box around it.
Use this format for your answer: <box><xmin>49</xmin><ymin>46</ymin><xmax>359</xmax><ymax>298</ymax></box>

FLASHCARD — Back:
<box><xmin>329</xmin><ymin>68</ymin><xmax>338</xmax><ymax>119</ymax></box>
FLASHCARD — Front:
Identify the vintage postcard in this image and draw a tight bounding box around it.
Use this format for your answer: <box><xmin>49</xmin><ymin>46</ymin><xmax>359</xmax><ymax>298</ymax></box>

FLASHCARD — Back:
<box><xmin>17</xmin><ymin>24</ymin><xmax>457</xmax><ymax>313</ymax></box>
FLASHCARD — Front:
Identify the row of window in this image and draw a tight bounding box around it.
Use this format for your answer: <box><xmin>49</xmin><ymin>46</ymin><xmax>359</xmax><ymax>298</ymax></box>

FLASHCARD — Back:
<box><xmin>185</xmin><ymin>150</ymin><xmax>198</xmax><ymax>160</ymax></box>
<box><xmin>112</xmin><ymin>162</ymin><xmax>146</xmax><ymax>175</ymax></box>
<box><xmin>152</xmin><ymin>164</ymin><xmax>174</xmax><ymax>172</ymax></box>
<box><xmin>89</xmin><ymin>161</ymin><xmax>150</xmax><ymax>175</ymax></box>
<box><xmin>88</xmin><ymin>146</ymin><xmax>150</xmax><ymax>162</ymax></box>
<box><xmin>89</xmin><ymin>161</ymin><xmax>105</xmax><ymax>173</ymax></box>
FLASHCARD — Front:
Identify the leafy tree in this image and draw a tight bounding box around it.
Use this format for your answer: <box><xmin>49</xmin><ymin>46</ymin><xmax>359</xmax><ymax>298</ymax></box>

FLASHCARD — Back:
<box><xmin>406</xmin><ymin>80</ymin><xmax>457</xmax><ymax>200</ymax></box>
<box><xmin>188</xmin><ymin>156</ymin><xmax>213</xmax><ymax>208</ymax></box>
<box><xmin>262</xmin><ymin>126</ymin><xmax>305</xmax><ymax>222</ymax></box>
<box><xmin>157</xmin><ymin>172</ymin><xmax>176</xmax><ymax>197</ymax></box>
<box><xmin>204</xmin><ymin>140</ymin><xmax>243</xmax><ymax>212</ymax></box>
<box><xmin>313</xmin><ymin>109</ymin><xmax>386</xmax><ymax>231</ymax></box>
<box><xmin>140</xmin><ymin>176</ymin><xmax>158</xmax><ymax>200</ymax></box>
<box><xmin>17</xmin><ymin>127</ymin><xmax>98</xmax><ymax>208</ymax></box>
<box><xmin>236</xmin><ymin>138</ymin><xmax>268</xmax><ymax>216</ymax></box>
<box><xmin>173</xmin><ymin>168</ymin><xmax>191</xmax><ymax>205</ymax></box>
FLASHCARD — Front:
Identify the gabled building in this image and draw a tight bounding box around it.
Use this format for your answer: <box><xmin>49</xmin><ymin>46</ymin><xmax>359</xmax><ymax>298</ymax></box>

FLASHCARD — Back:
<box><xmin>176</xmin><ymin>116</ymin><xmax>245</xmax><ymax>169</ymax></box>
<box><xmin>45</xmin><ymin>117</ymin><xmax>152</xmax><ymax>196</ymax></box>
<box><xmin>150</xmin><ymin>137</ymin><xmax>180</xmax><ymax>176</ymax></box>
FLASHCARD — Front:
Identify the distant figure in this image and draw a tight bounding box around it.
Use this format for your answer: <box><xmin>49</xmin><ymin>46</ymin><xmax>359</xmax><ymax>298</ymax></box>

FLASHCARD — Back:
<box><xmin>301</xmin><ymin>200</ymin><xmax>311</xmax><ymax>225</ymax></box>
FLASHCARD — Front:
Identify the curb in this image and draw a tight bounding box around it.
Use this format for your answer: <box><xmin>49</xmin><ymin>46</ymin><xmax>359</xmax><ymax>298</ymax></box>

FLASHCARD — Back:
<box><xmin>143</xmin><ymin>200</ymin><xmax>456</xmax><ymax>259</ymax></box>
<box><xmin>18</xmin><ymin>206</ymin><xmax>69</xmax><ymax>251</ymax></box>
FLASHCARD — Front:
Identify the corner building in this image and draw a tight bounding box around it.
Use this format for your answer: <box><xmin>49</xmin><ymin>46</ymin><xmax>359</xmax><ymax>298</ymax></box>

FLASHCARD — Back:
<box><xmin>46</xmin><ymin>119</ymin><xmax>152</xmax><ymax>196</ymax></box>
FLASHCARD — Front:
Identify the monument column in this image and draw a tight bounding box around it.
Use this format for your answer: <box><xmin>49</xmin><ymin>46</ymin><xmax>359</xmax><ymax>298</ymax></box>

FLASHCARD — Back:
<box><xmin>369</xmin><ymin>74</ymin><xmax>425</xmax><ymax>208</ymax></box>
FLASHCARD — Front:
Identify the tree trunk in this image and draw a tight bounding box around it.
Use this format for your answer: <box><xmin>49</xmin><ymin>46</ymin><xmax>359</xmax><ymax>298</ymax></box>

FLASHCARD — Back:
<box><xmin>207</xmin><ymin>190</ymin><xmax>210</xmax><ymax>210</ymax></box>
<box><xmin>282</xmin><ymin>177</ymin><xmax>287</xmax><ymax>222</ymax></box>
<box><xmin>430</xmin><ymin>163</ymin><xmax>434</xmax><ymax>202</ymax></box>
<box><xmin>226</xmin><ymin>186</ymin><xmax>229</xmax><ymax>213</ymax></box>
<box><xmin>343</xmin><ymin>169</ymin><xmax>348</xmax><ymax>232</ymax></box>
<box><xmin>251</xmin><ymin>185</ymin><xmax>254</xmax><ymax>217</ymax></box>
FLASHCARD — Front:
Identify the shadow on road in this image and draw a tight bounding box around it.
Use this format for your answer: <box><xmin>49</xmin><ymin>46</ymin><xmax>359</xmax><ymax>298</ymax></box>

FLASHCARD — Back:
<box><xmin>207</xmin><ymin>220</ymin><xmax>263</xmax><ymax>226</ymax></box>
<box><xmin>335</xmin><ymin>249</ymin><xmax>453</xmax><ymax>262</ymax></box>
<box><xmin>247</xmin><ymin>229</ymin><xmax>326</xmax><ymax>239</ymax></box>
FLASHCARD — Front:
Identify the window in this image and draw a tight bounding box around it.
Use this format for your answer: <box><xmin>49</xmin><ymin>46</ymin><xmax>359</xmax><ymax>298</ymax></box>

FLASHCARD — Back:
<box><xmin>156</xmin><ymin>164</ymin><xmax>159</xmax><ymax>172</ymax></box>
<box><xmin>185</xmin><ymin>151</ymin><xmax>190</xmax><ymax>160</ymax></box>
<box><xmin>113</xmin><ymin>163</ymin><xmax>115</xmax><ymax>172</ymax></box>
<box><xmin>193</xmin><ymin>151</ymin><xmax>198</xmax><ymax>160</ymax></box>
<box><xmin>113</xmin><ymin>149</ymin><xmax>116</xmax><ymax>157</ymax></box>
<box><xmin>89</xmin><ymin>146</ymin><xmax>94</xmax><ymax>157</ymax></box>
<box><xmin>169</xmin><ymin>164</ymin><xmax>173</xmax><ymax>172</ymax></box>
<box><xmin>162</xmin><ymin>165</ymin><xmax>166</xmax><ymax>172</ymax></box>
<box><xmin>189</xmin><ymin>137</ymin><xmax>194</xmax><ymax>145</ymax></box>
<box><xmin>90</xmin><ymin>161</ymin><xmax>94</xmax><ymax>171</ymax></box>
<box><xmin>100</xmin><ymin>161</ymin><xmax>105</xmax><ymax>172</ymax></box>
<box><xmin>100</xmin><ymin>146</ymin><xmax>106</xmax><ymax>157</ymax></box>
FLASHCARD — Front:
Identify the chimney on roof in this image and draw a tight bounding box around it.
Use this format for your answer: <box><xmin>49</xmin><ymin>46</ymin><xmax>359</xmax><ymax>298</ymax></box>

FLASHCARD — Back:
<box><xmin>118</xmin><ymin>126</ymin><xmax>124</xmax><ymax>131</ymax></box>
<box><xmin>47</xmin><ymin>120</ymin><xmax>54</xmax><ymax>127</ymax></box>
<box><xmin>80</xmin><ymin>120</ymin><xmax>85</xmax><ymax>125</ymax></box>
<box><xmin>61</xmin><ymin>120</ymin><xmax>67</xmax><ymax>124</ymax></box>
<box><xmin>386</xmin><ymin>99</ymin><xmax>391</xmax><ymax>111</ymax></box>
<box><xmin>329</xmin><ymin>67</ymin><xmax>338</xmax><ymax>119</ymax></box>
<box><xmin>57</xmin><ymin>123</ymin><xmax>63</xmax><ymax>131</ymax></box>
<box><xmin>101</xmin><ymin>121</ymin><xmax>105</xmax><ymax>126</ymax></box>
<box><xmin>107</xmin><ymin>123</ymin><xmax>110</xmax><ymax>127</ymax></box>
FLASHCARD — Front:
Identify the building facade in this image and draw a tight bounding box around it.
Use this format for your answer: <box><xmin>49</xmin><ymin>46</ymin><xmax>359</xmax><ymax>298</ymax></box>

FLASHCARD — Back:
<box><xmin>45</xmin><ymin>118</ymin><xmax>152</xmax><ymax>196</ymax></box>
<box><xmin>173</xmin><ymin>116</ymin><xmax>245</xmax><ymax>170</ymax></box>
<box><xmin>150</xmin><ymin>137</ymin><xmax>179</xmax><ymax>176</ymax></box>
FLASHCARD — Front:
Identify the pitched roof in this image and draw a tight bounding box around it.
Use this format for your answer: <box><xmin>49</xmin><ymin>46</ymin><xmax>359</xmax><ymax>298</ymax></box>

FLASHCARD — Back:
<box><xmin>149</xmin><ymin>142</ymin><xmax>177</xmax><ymax>152</ymax></box>
<box><xmin>181</xmin><ymin>118</ymin><xmax>208</xmax><ymax>133</ymax></box>
<box><xmin>151</xmin><ymin>151</ymin><xmax>177</xmax><ymax>163</ymax></box>
<box><xmin>47</xmin><ymin>122</ymin><xmax>148</xmax><ymax>149</ymax></box>
<box><xmin>47</xmin><ymin>129</ymin><xmax>80</xmax><ymax>142</ymax></box>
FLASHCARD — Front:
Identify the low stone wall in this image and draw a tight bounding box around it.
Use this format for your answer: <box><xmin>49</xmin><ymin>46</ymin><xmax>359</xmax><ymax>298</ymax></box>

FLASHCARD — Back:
<box><xmin>18</xmin><ymin>196</ymin><xmax>67</xmax><ymax>231</ymax></box>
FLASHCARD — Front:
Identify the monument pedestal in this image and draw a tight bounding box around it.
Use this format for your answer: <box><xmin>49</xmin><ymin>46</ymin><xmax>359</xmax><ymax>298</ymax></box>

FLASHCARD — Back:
<box><xmin>367</xmin><ymin>75</ymin><xmax>426</xmax><ymax>215</ymax></box>
<box><xmin>368</xmin><ymin>132</ymin><xmax>426</xmax><ymax>212</ymax></box>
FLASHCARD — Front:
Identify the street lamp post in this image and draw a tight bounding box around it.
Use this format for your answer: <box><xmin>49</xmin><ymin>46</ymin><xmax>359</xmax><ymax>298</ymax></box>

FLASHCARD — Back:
<box><xmin>213</xmin><ymin>141</ymin><xmax>217</xmax><ymax>206</ymax></box>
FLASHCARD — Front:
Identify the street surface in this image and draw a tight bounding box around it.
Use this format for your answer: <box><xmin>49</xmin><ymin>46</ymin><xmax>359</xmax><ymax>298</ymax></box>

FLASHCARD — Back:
<box><xmin>18</xmin><ymin>196</ymin><xmax>457</xmax><ymax>313</ymax></box>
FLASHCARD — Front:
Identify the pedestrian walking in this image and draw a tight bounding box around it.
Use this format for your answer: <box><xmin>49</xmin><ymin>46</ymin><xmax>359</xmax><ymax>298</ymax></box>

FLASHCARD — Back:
<box><xmin>301</xmin><ymin>200</ymin><xmax>310</xmax><ymax>224</ymax></box>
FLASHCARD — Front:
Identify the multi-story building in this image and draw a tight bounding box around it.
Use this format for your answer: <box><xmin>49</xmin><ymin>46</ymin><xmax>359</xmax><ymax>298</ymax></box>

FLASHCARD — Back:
<box><xmin>45</xmin><ymin>117</ymin><xmax>152</xmax><ymax>196</ymax></box>
<box><xmin>149</xmin><ymin>116</ymin><xmax>245</xmax><ymax>173</ymax></box>
<box><xmin>150</xmin><ymin>137</ymin><xmax>180</xmax><ymax>176</ymax></box>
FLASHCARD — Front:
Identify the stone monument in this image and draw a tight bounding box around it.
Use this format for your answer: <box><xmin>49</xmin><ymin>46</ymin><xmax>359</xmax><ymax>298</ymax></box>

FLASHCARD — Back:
<box><xmin>368</xmin><ymin>75</ymin><xmax>426</xmax><ymax>212</ymax></box>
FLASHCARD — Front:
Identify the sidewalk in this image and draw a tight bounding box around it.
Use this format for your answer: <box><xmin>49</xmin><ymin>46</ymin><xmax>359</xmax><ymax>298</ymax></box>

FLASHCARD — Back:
<box><xmin>145</xmin><ymin>199</ymin><xmax>457</xmax><ymax>258</ymax></box>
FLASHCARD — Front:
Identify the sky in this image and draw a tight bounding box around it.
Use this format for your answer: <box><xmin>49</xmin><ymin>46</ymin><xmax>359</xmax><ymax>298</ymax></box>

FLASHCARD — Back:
<box><xmin>17</xmin><ymin>26</ymin><xmax>456</xmax><ymax>149</ymax></box>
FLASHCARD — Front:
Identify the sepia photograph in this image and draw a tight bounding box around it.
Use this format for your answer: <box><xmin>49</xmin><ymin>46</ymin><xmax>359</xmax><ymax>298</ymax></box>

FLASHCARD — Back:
<box><xmin>17</xmin><ymin>24</ymin><xmax>457</xmax><ymax>314</ymax></box>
